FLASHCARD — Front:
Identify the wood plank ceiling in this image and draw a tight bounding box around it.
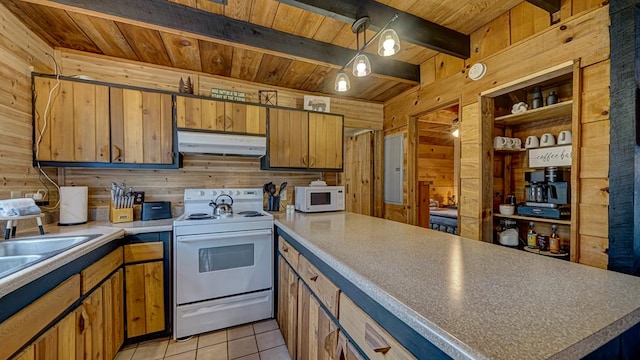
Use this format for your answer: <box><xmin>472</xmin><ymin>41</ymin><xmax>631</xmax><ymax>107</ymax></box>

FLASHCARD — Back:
<box><xmin>5</xmin><ymin>0</ymin><xmax>523</xmax><ymax>102</ymax></box>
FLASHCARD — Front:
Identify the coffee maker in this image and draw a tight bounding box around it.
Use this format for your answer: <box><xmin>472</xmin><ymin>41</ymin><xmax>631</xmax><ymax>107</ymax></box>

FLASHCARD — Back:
<box><xmin>518</xmin><ymin>167</ymin><xmax>570</xmax><ymax>219</ymax></box>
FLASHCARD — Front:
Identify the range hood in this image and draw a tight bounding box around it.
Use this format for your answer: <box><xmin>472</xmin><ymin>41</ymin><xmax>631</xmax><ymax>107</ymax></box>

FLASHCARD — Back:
<box><xmin>177</xmin><ymin>131</ymin><xmax>266</xmax><ymax>156</ymax></box>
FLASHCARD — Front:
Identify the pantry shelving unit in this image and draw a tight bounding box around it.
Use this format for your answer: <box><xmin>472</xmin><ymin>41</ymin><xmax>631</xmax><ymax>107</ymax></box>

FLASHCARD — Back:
<box><xmin>480</xmin><ymin>61</ymin><xmax>581</xmax><ymax>262</ymax></box>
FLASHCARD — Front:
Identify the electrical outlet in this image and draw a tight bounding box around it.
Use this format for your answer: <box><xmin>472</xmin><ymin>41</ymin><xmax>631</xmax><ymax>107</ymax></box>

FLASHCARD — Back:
<box><xmin>133</xmin><ymin>191</ymin><xmax>145</xmax><ymax>204</ymax></box>
<box><xmin>280</xmin><ymin>189</ymin><xmax>287</xmax><ymax>201</ymax></box>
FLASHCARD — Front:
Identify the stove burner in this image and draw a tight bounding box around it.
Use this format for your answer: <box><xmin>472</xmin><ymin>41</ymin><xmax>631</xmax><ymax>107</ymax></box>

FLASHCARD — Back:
<box><xmin>237</xmin><ymin>211</ymin><xmax>264</xmax><ymax>217</ymax></box>
<box><xmin>188</xmin><ymin>213</ymin><xmax>213</xmax><ymax>220</ymax></box>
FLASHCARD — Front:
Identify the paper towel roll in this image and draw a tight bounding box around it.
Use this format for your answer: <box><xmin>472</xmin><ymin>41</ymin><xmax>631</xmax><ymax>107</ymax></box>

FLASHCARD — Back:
<box><xmin>59</xmin><ymin>186</ymin><xmax>88</xmax><ymax>225</ymax></box>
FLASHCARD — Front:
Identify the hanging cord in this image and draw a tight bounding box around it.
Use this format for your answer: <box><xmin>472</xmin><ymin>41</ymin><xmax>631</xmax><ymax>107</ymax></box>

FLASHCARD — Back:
<box><xmin>34</xmin><ymin>53</ymin><xmax>62</xmax><ymax>210</ymax></box>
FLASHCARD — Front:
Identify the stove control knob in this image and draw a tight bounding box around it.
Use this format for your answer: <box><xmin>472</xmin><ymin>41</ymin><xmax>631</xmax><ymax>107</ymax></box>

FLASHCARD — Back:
<box><xmin>211</xmin><ymin>190</ymin><xmax>217</xmax><ymax>196</ymax></box>
<box><xmin>235</xmin><ymin>190</ymin><xmax>241</xmax><ymax>196</ymax></box>
<box><xmin>199</xmin><ymin>190</ymin><xmax>205</xmax><ymax>196</ymax></box>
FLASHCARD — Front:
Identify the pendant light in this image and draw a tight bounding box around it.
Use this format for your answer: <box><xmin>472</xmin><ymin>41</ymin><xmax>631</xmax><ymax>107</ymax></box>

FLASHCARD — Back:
<box><xmin>353</xmin><ymin>54</ymin><xmax>371</xmax><ymax>77</ymax></box>
<box><xmin>334</xmin><ymin>14</ymin><xmax>400</xmax><ymax>92</ymax></box>
<box><xmin>335</xmin><ymin>70</ymin><xmax>351</xmax><ymax>92</ymax></box>
<box><xmin>378</xmin><ymin>28</ymin><xmax>400</xmax><ymax>57</ymax></box>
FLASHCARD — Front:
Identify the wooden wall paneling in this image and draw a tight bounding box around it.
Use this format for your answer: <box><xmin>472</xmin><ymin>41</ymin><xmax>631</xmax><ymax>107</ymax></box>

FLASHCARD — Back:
<box><xmin>461</xmin><ymin>6</ymin><xmax>610</xmax><ymax>105</ymax></box>
<box><xmin>420</xmin><ymin>57</ymin><xmax>437</xmax><ymax>86</ymax></box>
<box><xmin>573</xmin><ymin>0</ymin><xmax>607</xmax><ymax>15</ymax></box>
<box><xmin>578</xmin><ymin>234</ymin><xmax>608</xmax><ymax>269</ymax></box>
<box><xmin>373</xmin><ymin>130</ymin><xmax>384</xmax><ymax>218</ymax></box>
<box><xmin>468</xmin><ymin>12</ymin><xmax>511</xmax><ymax>65</ymax></box>
<box><xmin>480</xmin><ymin>97</ymin><xmax>494</xmax><ymax>242</ymax></box>
<box><xmin>509</xmin><ymin>2</ymin><xmax>551</xmax><ymax>44</ymax></box>
<box><xmin>581</xmin><ymin>60</ymin><xmax>610</xmax><ymax>124</ymax></box>
<box><xmin>198</xmin><ymin>40</ymin><xmax>233</xmax><ymax>77</ymax></box>
<box><xmin>571</xmin><ymin>60</ymin><xmax>583</xmax><ymax>264</ymax></box>
<box><xmin>407</xmin><ymin>117</ymin><xmax>418</xmax><ymax>225</ymax></box>
<box><xmin>230</xmin><ymin>47</ymin><xmax>263</xmax><ymax>82</ymax></box>
<box><xmin>277</xmin><ymin>61</ymin><xmax>317</xmax><ymax>89</ymax></box>
<box><xmin>122</xmin><ymin>89</ymin><xmax>144</xmax><ymax>163</ymax></box>
<box><xmin>58</xmin><ymin>50</ymin><xmax>195</xmax><ymax>93</ymax></box>
<box><xmin>254</xmin><ymin>54</ymin><xmax>292</xmax><ymax>85</ymax></box>
<box><xmin>434</xmin><ymin>53</ymin><xmax>465</xmax><ymax>81</ymax></box>
<box><xmin>0</xmin><ymin>3</ymin><xmax>55</xmax><ymax>71</ymax></box>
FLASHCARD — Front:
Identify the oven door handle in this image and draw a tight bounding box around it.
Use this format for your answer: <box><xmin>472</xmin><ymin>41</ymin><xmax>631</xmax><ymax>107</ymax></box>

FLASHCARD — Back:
<box><xmin>177</xmin><ymin>229</ymin><xmax>272</xmax><ymax>243</ymax></box>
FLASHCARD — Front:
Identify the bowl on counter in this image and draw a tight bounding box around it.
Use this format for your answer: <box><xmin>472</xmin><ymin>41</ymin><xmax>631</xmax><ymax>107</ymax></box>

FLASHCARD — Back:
<box><xmin>499</xmin><ymin>204</ymin><xmax>515</xmax><ymax>215</ymax></box>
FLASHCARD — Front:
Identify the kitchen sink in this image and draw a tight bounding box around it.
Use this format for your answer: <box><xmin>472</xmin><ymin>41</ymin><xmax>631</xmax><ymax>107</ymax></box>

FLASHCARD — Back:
<box><xmin>0</xmin><ymin>255</ymin><xmax>43</xmax><ymax>277</ymax></box>
<box><xmin>0</xmin><ymin>234</ymin><xmax>103</xmax><ymax>278</ymax></box>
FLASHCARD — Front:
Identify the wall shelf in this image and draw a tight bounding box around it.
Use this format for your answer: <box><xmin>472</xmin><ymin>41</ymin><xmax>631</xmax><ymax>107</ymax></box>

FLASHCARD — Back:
<box><xmin>494</xmin><ymin>213</ymin><xmax>571</xmax><ymax>225</ymax></box>
<box><xmin>494</xmin><ymin>101</ymin><xmax>573</xmax><ymax>126</ymax></box>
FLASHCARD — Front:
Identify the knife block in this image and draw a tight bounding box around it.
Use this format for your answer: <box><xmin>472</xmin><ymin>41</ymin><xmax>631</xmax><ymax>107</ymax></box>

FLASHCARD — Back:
<box><xmin>109</xmin><ymin>201</ymin><xmax>133</xmax><ymax>223</ymax></box>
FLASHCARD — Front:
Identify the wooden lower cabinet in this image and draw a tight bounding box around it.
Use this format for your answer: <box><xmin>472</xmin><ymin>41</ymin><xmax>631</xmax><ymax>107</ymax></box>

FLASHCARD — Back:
<box><xmin>277</xmin><ymin>256</ymin><xmax>298</xmax><ymax>359</ymax></box>
<box><xmin>11</xmin><ymin>269</ymin><xmax>124</xmax><ymax>360</ymax></box>
<box><xmin>337</xmin><ymin>332</ymin><xmax>366</xmax><ymax>360</ymax></box>
<box><xmin>339</xmin><ymin>294</ymin><xmax>415</xmax><ymax>360</ymax></box>
<box><xmin>297</xmin><ymin>282</ymin><xmax>339</xmax><ymax>360</ymax></box>
<box><xmin>125</xmin><ymin>261</ymin><xmax>165</xmax><ymax>338</ymax></box>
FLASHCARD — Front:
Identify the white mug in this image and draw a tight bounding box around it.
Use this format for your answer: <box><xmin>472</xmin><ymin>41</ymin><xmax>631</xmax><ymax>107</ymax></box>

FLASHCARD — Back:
<box><xmin>540</xmin><ymin>133</ymin><xmax>556</xmax><ymax>147</ymax></box>
<box><xmin>558</xmin><ymin>130</ymin><xmax>572</xmax><ymax>145</ymax></box>
<box><xmin>512</xmin><ymin>138</ymin><xmax>522</xmax><ymax>149</ymax></box>
<box><xmin>493</xmin><ymin>136</ymin><xmax>507</xmax><ymax>149</ymax></box>
<box><xmin>525</xmin><ymin>136</ymin><xmax>539</xmax><ymax>149</ymax></box>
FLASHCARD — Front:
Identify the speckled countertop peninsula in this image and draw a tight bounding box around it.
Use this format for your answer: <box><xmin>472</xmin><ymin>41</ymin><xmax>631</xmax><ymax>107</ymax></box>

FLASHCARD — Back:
<box><xmin>0</xmin><ymin>218</ymin><xmax>174</xmax><ymax>299</ymax></box>
<box><xmin>275</xmin><ymin>212</ymin><xmax>640</xmax><ymax>360</ymax></box>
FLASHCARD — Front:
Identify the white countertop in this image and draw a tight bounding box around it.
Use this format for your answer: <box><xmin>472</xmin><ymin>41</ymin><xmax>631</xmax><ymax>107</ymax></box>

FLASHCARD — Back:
<box><xmin>275</xmin><ymin>212</ymin><xmax>640</xmax><ymax>360</ymax></box>
<box><xmin>0</xmin><ymin>218</ymin><xmax>174</xmax><ymax>299</ymax></box>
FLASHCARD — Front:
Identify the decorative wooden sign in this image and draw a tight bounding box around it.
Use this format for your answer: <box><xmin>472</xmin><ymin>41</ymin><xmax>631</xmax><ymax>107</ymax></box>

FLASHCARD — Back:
<box><xmin>528</xmin><ymin>145</ymin><xmax>572</xmax><ymax>168</ymax></box>
<box><xmin>303</xmin><ymin>95</ymin><xmax>330</xmax><ymax>112</ymax></box>
<box><xmin>211</xmin><ymin>88</ymin><xmax>246</xmax><ymax>102</ymax></box>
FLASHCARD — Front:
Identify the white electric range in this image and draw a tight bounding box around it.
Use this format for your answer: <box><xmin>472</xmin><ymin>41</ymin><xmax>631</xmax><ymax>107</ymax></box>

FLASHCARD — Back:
<box><xmin>172</xmin><ymin>188</ymin><xmax>274</xmax><ymax>339</ymax></box>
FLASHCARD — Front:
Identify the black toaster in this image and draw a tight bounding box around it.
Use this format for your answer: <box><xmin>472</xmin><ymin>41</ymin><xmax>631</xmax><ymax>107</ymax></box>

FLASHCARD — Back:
<box><xmin>141</xmin><ymin>201</ymin><xmax>172</xmax><ymax>221</ymax></box>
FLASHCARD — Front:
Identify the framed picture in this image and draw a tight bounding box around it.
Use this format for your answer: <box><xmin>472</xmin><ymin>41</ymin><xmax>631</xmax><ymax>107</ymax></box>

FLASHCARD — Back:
<box><xmin>303</xmin><ymin>95</ymin><xmax>330</xmax><ymax>113</ymax></box>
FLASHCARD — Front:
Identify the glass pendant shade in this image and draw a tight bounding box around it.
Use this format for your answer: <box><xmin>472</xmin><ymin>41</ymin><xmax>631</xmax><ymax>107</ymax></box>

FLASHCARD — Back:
<box><xmin>335</xmin><ymin>70</ymin><xmax>351</xmax><ymax>92</ymax></box>
<box><xmin>352</xmin><ymin>54</ymin><xmax>371</xmax><ymax>77</ymax></box>
<box><xmin>378</xmin><ymin>29</ymin><xmax>400</xmax><ymax>56</ymax></box>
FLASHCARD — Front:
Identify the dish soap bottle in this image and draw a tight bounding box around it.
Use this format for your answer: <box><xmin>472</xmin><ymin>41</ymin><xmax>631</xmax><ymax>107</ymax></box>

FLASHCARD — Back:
<box><xmin>527</xmin><ymin>222</ymin><xmax>537</xmax><ymax>248</ymax></box>
<box><xmin>549</xmin><ymin>224</ymin><xmax>561</xmax><ymax>254</ymax></box>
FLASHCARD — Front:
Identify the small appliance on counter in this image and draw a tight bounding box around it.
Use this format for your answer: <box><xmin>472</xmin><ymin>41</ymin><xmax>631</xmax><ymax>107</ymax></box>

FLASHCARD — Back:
<box><xmin>517</xmin><ymin>167</ymin><xmax>571</xmax><ymax>219</ymax></box>
<box><xmin>59</xmin><ymin>186</ymin><xmax>88</xmax><ymax>225</ymax></box>
<box><xmin>141</xmin><ymin>201</ymin><xmax>172</xmax><ymax>221</ymax></box>
<box><xmin>295</xmin><ymin>183</ymin><xmax>345</xmax><ymax>213</ymax></box>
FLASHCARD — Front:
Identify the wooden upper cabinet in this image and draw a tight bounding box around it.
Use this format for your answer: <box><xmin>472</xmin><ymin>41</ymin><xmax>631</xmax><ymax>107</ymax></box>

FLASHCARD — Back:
<box><xmin>268</xmin><ymin>108</ymin><xmax>309</xmax><ymax>168</ymax></box>
<box><xmin>176</xmin><ymin>95</ymin><xmax>266</xmax><ymax>135</ymax></box>
<box><xmin>110</xmin><ymin>88</ymin><xmax>173</xmax><ymax>164</ymax></box>
<box><xmin>308</xmin><ymin>113</ymin><xmax>343</xmax><ymax>170</ymax></box>
<box><xmin>176</xmin><ymin>96</ymin><xmax>225</xmax><ymax>131</ymax></box>
<box><xmin>225</xmin><ymin>102</ymin><xmax>267</xmax><ymax>135</ymax></box>
<box><xmin>33</xmin><ymin>77</ymin><xmax>110</xmax><ymax>163</ymax></box>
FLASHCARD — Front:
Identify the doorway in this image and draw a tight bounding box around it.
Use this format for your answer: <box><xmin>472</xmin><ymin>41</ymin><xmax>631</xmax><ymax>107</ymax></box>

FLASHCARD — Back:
<box><xmin>413</xmin><ymin>104</ymin><xmax>460</xmax><ymax>233</ymax></box>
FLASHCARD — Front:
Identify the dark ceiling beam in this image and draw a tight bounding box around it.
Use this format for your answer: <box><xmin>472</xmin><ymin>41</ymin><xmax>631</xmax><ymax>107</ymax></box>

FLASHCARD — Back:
<box><xmin>276</xmin><ymin>0</ymin><xmax>470</xmax><ymax>59</ymax></box>
<box><xmin>28</xmin><ymin>0</ymin><xmax>419</xmax><ymax>83</ymax></box>
<box><xmin>525</xmin><ymin>0</ymin><xmax>561</xmax><ymax>13</ymax></box>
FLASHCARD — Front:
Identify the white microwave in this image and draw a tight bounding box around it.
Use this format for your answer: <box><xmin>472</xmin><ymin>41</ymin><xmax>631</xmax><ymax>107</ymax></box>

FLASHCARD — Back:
<box><xmin>294</xmin><ymin>186</ymin><xmax>345</xmax><ymax>213</ymax></box>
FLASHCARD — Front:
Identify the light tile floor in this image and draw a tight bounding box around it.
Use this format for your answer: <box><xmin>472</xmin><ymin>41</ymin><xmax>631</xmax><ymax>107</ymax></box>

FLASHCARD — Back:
<box><xmin>115</xmin><ymin>319</ymin><xmax>291</xmax><ymax>360</ymax></box>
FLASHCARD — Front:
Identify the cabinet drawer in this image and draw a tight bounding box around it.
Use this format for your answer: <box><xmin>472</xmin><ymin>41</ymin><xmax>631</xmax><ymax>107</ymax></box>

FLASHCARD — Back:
<box><xmin>339</xmin><ymin>293</ymin><xmax>416</xmax><ymax>360</ymax></box>
<box><xmin>278</xmin><ymin>236</ymin><xmax>299</xmax><ymax>271</ymax></box>
<box><xmin>81</xmin><ymin>247</ymin><xmax>123</xmax><ymax>294</ymax></box>
<box><xmin>124</xmin><ymin>242</ymin><xmax>164</xmax><ymax>263</ymax></box>
<box><xmin>298</xmin><ymin>254</ymin><xmax>339</xmax><ymax>317</ymax></box>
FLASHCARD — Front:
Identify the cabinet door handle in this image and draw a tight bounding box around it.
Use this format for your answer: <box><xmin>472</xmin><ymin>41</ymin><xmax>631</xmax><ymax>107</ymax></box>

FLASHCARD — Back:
<box><xmin>302</xmin><ymin>155</ymin><xmax>308</xmax><ymax>166</ymax></box>
<box><xmin>323</xmin><ymin>329</ymin><xmax>338</xmax><ymax>357</ymax></box>
<box><xmin>309</xmin><ymin>273</ymin><xmax>318</xmax><ymax>282</ymax></box>
<box><xmin>112</xmin><ymin>145</ymin><xmax>122</xmax><ymax>162</ymax></box>
<box><xmin>281</xmin><ymin>244</ymin><xmax>288</xmax><ymax>252</ymax></box>
<box><xmin>364</xmin><ymin>323</ymin><xmax>391</xmax><ymax>354</ymax></box>
<box><xmin>310</xmin><ymin>156</ymin><xmax>315</xmax><ymax>167</ymax></box>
